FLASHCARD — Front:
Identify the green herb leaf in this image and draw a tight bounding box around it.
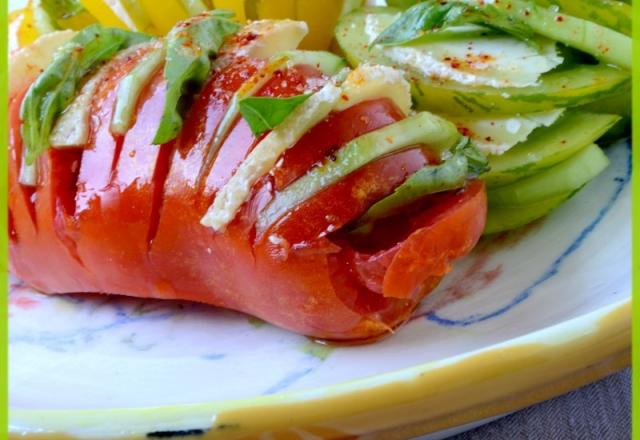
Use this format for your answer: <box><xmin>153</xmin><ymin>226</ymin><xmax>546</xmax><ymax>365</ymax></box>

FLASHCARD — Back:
<box><xmin>20</xmin><ymin>25</ymin><xmax>152</xmax><ymax>166</ymax></box>
<box><xmin>373</xmin><ymin>2</ymin><xmax>467</xmax><ymax>46</ymax></box>
<box><xmin>355</xmin><ymin>154</ymin><xmax>469</xmax><ymax>226</ymax></box>
<box><xmin>454</xmin><ymin>137</ymin><xmax>490</xmax><ymax>176</ymax></box>
<box><xmin>238</xmin><ymin>94</ymin><xmax>312</xmax><ymax>136</ymax></box>
<box><xmin>373</xmin><ymin>0</ymin><xmax>535</xmax><ymax>47</ymax></box>
<box><xmin>353</xmin><ymin>137</ymin><xmax>488</xmax><ymax>228</ymax></box>
<box><xmin>153</xmin><ymin>10</ymin><xmax>240</xmax><ymax>145</ymax></box>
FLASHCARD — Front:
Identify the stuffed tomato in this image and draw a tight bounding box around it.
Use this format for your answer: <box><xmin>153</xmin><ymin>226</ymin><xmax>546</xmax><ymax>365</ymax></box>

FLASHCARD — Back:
<box><xmin>8</xmin><ymin>12</ymin><xmax>487</xmax><ymax>341</ymax></box>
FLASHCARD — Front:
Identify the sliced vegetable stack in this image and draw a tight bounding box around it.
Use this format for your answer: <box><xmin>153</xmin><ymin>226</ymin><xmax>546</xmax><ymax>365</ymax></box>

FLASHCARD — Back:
<box><xmin>336</xmin><ymin>0</ymin><xmax>631</xmax><ymax>233</ymax></box>
<box><xmin>9</xmin><ymin>12</ymin><xmax>487</xmax><ymax>341</ymax></box>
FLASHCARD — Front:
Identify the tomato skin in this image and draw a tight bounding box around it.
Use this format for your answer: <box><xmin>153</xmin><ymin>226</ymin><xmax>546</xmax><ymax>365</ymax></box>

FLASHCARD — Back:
<box><xmin>8</xmin><ymin>88</ymin><xmax>97</xmax><ymax>293</ymax></box>
<box><xmin>8</xmin><ymin>47</ymin><xmax>488</xmax><ymax>341</ymax></box>
<box><xmin>348</xmin><ymin>181</ymin><xmax>487</xmax><ymax>299</ymax></box>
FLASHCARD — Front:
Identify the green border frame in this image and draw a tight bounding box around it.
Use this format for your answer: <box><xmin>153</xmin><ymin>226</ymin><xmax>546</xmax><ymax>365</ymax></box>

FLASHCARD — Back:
<box><xmin>633</xmin><ymin>0</ymin><xmax>639</xmax><ymax>435</ymax></box>
<box><xmin>0</xmin><ymin>1</ymin><xmax>636</xmax><ymax>438</ymax></box>
<box><xmin>1</xmin><ymin>0</ymin><xmax>9</xmax><ymax>437</ymax></box>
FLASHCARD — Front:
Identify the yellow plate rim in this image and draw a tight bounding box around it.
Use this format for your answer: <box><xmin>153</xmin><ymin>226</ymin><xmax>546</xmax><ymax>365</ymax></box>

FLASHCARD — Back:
<box><xmin>10</xmin><ymin>297</ymin><xmax>630</xmax><ymax>439</ymax></box>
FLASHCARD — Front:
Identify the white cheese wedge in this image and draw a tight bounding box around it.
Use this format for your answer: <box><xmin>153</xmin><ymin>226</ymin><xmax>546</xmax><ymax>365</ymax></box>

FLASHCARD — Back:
<box><xmin>451</xmin><ymin>109</ymin><xmax>565</xmax><ymax>155</ymax></box>
<box><xmin>49</xmin><ymin>70</ymin><xmax>105</xmax><ymax>148</ymax></box>
<box><xmin>385</xmin><ymin>36</ymin><xmax>563</xmax><ymax>89</ymax></box>
<box><xmin>335</xmin><ymin>64</ymin><xmax>411</xmax><ymax>116</ymax></box>
<box><xmin>228</xmin><ymin>19</ymin><xmax>309</xmax><ymax>60</ymax></box>
<box><xmin>201</xmin><ymin>82</ymin><xmax>341</xmax><ymax>231</ymax></box>
<box><xmin>9</xmin><ymin>30</ymin><xmax>76</xmax><ymax>99</ymax></box>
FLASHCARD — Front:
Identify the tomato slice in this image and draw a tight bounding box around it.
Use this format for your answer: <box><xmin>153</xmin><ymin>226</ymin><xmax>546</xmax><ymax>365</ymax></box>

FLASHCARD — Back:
<box><xmin>346</xmin><ymin>180</ymin><xmax>487</xmax><ymax>299</ymax></box>
<box><xmin>272</xmin><ymin>98</ymin><xmax>407</xmax><ymax>191</ymax></box>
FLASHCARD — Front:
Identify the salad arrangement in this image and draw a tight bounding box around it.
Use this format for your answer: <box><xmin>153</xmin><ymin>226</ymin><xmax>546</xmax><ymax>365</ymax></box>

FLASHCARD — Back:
<box><xmin>7</xmin><ymin>0</ymin><xmax>631</xmax><ymax>341</ymax></box>
<box><xmin>336</xmin><ymin>0</ymin><xmax>631</xmax><ymax>233</ymax></box>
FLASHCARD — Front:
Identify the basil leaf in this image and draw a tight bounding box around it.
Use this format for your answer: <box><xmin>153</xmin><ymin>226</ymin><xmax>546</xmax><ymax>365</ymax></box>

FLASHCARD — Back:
<box><xmin>153</xmin><ymin>10</ymin><xmax>240</xmax><ymax>145</ymax></box>
<box><xmin>353</xmin><ymin>138</ymin><xmax>488</xmax><ymax>228</ymax></box>
<box><xmin>453</xmin><ymin>137</ymin><xmax>490</xmax><ymax>177</ymax></box>
<box><xmin>20</xmin><ymin>25</ymin><xmax>152</xmax><ymax>166</ymax></box>
<box><xmin>358</xmin><ymin>154</ymin><xmax>469</xmax><ymax>224</ymax></box>
<box><xmin>238</xmin><ymin>94</ymin><xmax>312</xmax><ymax>136</ymax></box>
<box><xmin>373</xmin><ymin>2</ymin><xmax>468</xmax><ymax>46</ymax></box>
<box><xmin>373</xmin><ymin>0</ymin><xmax>535</xmax><ymax>47</ymax></box>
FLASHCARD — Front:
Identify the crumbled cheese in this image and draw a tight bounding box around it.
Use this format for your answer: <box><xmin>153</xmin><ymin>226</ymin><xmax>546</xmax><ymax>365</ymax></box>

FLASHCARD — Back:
<box><xmin>335</xmin><ymin>64</ymin><xmax>411</xmax><ymax>115</ymax></box>
<box><xmin>49</xmin><ymin>71</ymin><xmax>103</xmax><ymax>148</ymax></box>
<box><xmin>505</xmin><ymin>118</ymin><xmax>522</xmax><ymax>134</ymax></box>
<box><xmin>385</xmin><ymin>36</ymin><xmax>563</xmax><ymax>88</ymax></box>
<box><xmin>364</xmin><ymin>13</ymin><xmax>399</xmax><ymax>45</ymax></box>
<box><xmin>201</xmin><ymin>83</ymin><xmax>341</xmax><ymax>231</ymax></box>
<box><xmin>232</xmin><ymin>20</ymin><xmax>309</xmax><ymax>60</ymax></box>
<box><xmin>452</xmin><ymin>109</ymin><xmax>565</xmax><ymax>155</ymax></box>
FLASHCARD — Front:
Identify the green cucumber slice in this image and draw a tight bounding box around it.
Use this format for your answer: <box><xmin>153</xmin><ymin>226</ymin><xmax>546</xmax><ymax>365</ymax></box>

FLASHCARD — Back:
<box><xmin>335</xmin><ymin>7</ymin><xmax>630</xmax><ymax>116</ymax></box>
<box><xmin>488</xmin><ymin>143</ymin><xmax>609</xmax><ymax>206</ymax></box>
<box><xmin>484</xmin><ymin>192</ymin><xmax>571</xmax><ymax>234</ymax></box>
<box><xmin>535</xmin><ymin>0</ymin><xmax>631</xmax><ymax>36</ymax></box>
<box><xmin>453</xmin><ymin>0</ymin><xmax>631</xmax><ymax>69</ymax></box>
<box><xmin>111</xmin><ymin>46</ymin><xmax>165</xmax><ymax>136</ymax></box>
<box><xmin>483</xmin><ymin>111</ymin><xmax>620</xmax><ymax>187</ymax></box>
<box><xmin>412</xmin><ymin>65</ymin><xmax>629</xmax><ymax>116</ymax></box>
<box><xmin>256</xmin><ymin>112</ymin><xmax>460</xmax><ymax>232</ymax></box>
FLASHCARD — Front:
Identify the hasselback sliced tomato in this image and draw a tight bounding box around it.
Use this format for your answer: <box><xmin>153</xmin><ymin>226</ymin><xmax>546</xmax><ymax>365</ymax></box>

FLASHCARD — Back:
<box><xmin>8</xmin><ymin>43</ymin><xmax>486</xmax><ymax>342</ymax></box>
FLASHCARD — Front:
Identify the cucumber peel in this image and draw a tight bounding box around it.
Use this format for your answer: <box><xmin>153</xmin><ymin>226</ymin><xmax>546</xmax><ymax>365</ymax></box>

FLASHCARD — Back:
<box><xmin>483</xmin><ymin>111</ymin><xmax>620</xmax><ymax>187</ymax></box>
<box><xmin>488</xmin><ymin>143</ymin><xmax>609</xmax><ymax>206</ymax></box>
<box><xmin>535</xmin><ymin>0</ymin><xmax>631</xmax><ymax>36</ymax></box>
<box><xmin>484</xmin><ymin>192</ymin><xmax>571</xmax><ymax>234</ymax></box>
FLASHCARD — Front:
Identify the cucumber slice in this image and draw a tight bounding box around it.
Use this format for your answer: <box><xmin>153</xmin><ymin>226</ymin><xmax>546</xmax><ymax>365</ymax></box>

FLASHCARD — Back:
<box><xmin>580</xmin><ymin>82</ymin><xmax>631</xmax><ymax>119</ymax></box>
<box><xmin>111</xmin><ymin>46</ymin><xmax>165</xmax><ymax>136</ymax></box>
<box><xmin>454</xmin><ymin>0</ymin><xmax>632</xmax><ymax>69</ymax></box>
<box><xmin>483</xmin><ymin>111</ymin><xmax>620</xmax><ymax>187</ymax></box>
<box><xmin>488</xmin><ymin>143</ymin><xmax>609</xmax><ymax>206</ymax></box>
<box><xmin>412</xmin><ymin>65</ymin><xmax>629</xmax><ymax>116</ymax></box>
<box><xmin>535</xmin><ymin>0</ymin><xmax>631</xmax><ymax>36</ymax></box>
<box><xmin>335</xmin><ymin>7</ymin><xmax>630</xmax><ymax>116</ymax></box>
<box><xmin>484</xmin><ymin>192</ymin><xmax>571</xmax><ymax>235</ymax></box>
<box><xmin>279</xmin><ymin>50</ymin><xmax>348</xmax><ymax>76</ymax></box>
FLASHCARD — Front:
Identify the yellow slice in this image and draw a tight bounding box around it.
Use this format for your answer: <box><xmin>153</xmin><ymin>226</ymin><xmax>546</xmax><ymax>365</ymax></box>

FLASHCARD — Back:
<box><xmin>254</xmin><ymin>0</ymin><xmax>296</xmax><ymax>20</ymax></box>
<box><xmin>9</xmin><ymin>7</ymin><xmax>39</xmax><ymax>50</ymax></box>
<box><xmin>213</xmin><ymin>0</ymin><xmax>246</xmax><ymax>22</ymax></box>
<box><xmin>56</xmin><ymin>9</ymin><xmax>98</xmax><ymax>30</ymax></box>
<box><xmin>294</xmin><ymin>0</ymin><xmax>342</xmax><ymax>49</ymax></box>
<box><xmin>117</xmin><ymin>0</ymin><xmax>157</xmax><ymax>33</ymax></box>
<box><xmin>137</xmin><ymin>0</ymin><xmax>189</xmax><ymax>34</ymax></box>
<box><xmin>80</xmin><ymin>0</ymin><xmax>129</xmax><ymax>28</ymax></box>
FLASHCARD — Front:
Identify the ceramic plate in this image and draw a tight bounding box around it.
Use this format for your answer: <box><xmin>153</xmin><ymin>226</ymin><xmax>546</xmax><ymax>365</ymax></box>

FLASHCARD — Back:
<box><xmin>9</xmin><ymin>137</ymin><xmax>631</xmax><ymax>439</ymax></box>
